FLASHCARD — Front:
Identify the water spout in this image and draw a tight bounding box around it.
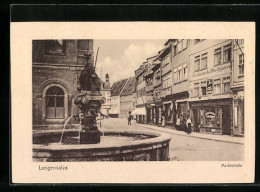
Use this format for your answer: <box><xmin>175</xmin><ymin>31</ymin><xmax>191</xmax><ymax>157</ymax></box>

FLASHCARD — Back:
<box><xmin>59</xmin><ymin>116</ymin><xmax>73</xmax><ymax>144</ymax></box>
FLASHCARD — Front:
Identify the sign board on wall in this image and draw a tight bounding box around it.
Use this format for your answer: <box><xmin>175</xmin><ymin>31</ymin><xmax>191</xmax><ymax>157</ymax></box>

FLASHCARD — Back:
<box><xmin>207</xmin><ymin>79</ymin><xmax>213</xmax><ymax>94</ymax></box>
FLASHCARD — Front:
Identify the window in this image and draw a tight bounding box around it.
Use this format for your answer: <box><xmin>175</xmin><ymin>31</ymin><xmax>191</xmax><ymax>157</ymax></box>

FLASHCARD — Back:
<box><xmin>162</xmin><ymin>73</ymin><xmax>172</xmax><ymax>89</ymax></box>
<box><xmin>46</xmin><ymin>86</ymin><xmax>64</xmax><ymax>119</ymax></box>
<box><xmin>201</xmin><ymin>81</ymin><xmax>207</xmax><ymax>96</ymax></box>
<box><xmin>223</xmin><ymin>45</ymin><xmax>231</xmax><ymax>63</ymax></box>
<box><xmin>183</xmin><ymin>39</ymin><xmax>188</xmax><ymax>50</ymax></box>
<box><xmin>194</xmin><ymin>39</ymin><xmax>202</xmax><ymax>44</ymax></box>
<box><xmin>194</xmin><ymin>55</ymin><xmax>200</xmax><ymax>71</ymax></box>
<box><xmin>222</xmin><ymin>77</ymin><xmax>231</xmax><ymax>93</ymax></box>
<box><xmin>173</xmin><ymin>68</ymin><xmax>178</xmax><ymax>83</ymax></box>
<box><xmin>239</xmin><ymin>54</ymin><xmax>244</xmax><ymax>75</ymax></box>
<box><xmin>214</xmin><ymin>48</ymin><xmax>222</xmax><ymax>65</ymax></box>
<box><xmin>194</xmin><ymin>83</ymin><xmax>200</xmax><ymax>97</ymax></box>
<box><xmin>201</xmin><ymin>53</ymin><xmax>208</xmax><ymax>69</ymax></box>
<box><xmin>45</xmin><ymin>40</ymin><xmax>65</xmax><ymax>55</ymax></box>
<box><xmin>173</xmin><ymin>45</ymin><xmax>177</xmax><ymax>56</ymax></box>
<box><xmin>178</xmin><ymin>66</ymin><xmax>183</xmax><ymax>82</ymax></box>
<box><xmin>237</xmin><ymin>39</ymin><xmax>244</xmax><ymax>44</ymax></box>
<box><xmin>162</xmin><ymin>55</ymin><xmax>170</xmax><ymax>67</ymax></box>
<box><xmin>177</xmin><ymin>41</ymin><xmax>182</xmax><ymax>53</ymax></box>
<box><xmin>213</xmin><ymin>79</ymin><xmax>221</xmax><ymax>95</ymax></box>
<box><xmin>183</xmin><ymin>64</ymin><xmax>188</xmax><ymax>80</ymax></box>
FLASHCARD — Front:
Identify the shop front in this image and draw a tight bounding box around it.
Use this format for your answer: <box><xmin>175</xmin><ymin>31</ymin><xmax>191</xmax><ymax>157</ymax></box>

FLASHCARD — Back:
<box><xmin>162</xmin><ymin>100</ymin><xmax>174</xmax><ymax>126</ymax></box>
<box><xmin>190</xmin><ymin>99</ymin><xmax>232</xmax><ymax>135</ymax></box>
<box><xmin>132</xmin><ymin>107</ymin><xmax>146</xmax><ymax>124</ymax></box>
<box><xmin>146</xmin><ymin>103</ymin><xmax>155</xmax><ymax>124</ymax></box>
<box><xmin>152</xmin><ymin>103</ymin><xmax>161</xmax><ymax>125</ymax></box>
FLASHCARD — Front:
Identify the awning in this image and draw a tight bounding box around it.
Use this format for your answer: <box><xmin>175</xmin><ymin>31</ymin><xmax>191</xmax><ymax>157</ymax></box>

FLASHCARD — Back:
<box><xmin>131</xmin><ymin>107</ymin><xmax>146</xmax><ymax>115</ymax></box>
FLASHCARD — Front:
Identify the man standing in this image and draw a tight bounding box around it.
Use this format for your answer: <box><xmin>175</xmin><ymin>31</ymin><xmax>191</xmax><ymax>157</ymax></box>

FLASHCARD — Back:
<box><xmin>128</xmin><ymin>111</ymin><xmax>132</xmax><ymax>126</ymax></box>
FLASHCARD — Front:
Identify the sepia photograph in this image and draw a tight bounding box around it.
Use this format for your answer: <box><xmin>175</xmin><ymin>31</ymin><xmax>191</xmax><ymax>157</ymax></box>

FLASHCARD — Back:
<box><xmin>32</xmin><ymin>39</ymin><xmax>244</xmax><ymax>162</ymax></box>
<box><xmin>11</xmin><ymin>22</ymin><xmax>254</xmax><ymax>183</ymax></box>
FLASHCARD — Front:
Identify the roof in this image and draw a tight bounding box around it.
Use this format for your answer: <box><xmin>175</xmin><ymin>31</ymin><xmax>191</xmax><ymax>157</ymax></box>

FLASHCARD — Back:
<box><xmin>120</xmin><ymin>77</ymin><xmax>136</xmax><ymax>96</ymax></box>
<box><xmin>110</xmin><ymin>78</ymin><xmax>128</xmax><ymax>96</ymax></box>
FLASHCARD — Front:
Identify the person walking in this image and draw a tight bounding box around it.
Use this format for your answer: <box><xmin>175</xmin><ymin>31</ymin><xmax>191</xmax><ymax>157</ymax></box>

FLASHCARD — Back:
<box><xmin>128</xmin><ymin>111</ymin><xmax>132</xmax><ymax>126</ymax></box>
<box><xmin>176</xmin><ymin>116</ymin><xmax>181</xmax><ymax>130</ymax></box>
<box><xmin>186</xmin><ymin>117</ymin><xmax>192</xmax><ymax>134</ymax></box>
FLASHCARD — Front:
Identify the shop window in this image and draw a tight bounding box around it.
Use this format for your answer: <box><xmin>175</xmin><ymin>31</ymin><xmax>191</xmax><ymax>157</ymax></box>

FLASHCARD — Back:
<box><xmin>214</xmin><ymin>48</ymin><xmax>222</xmax><ymax>65</ymax></box>
<box><xmin>222</xmin><ymin>77</ymin><xmax>231</xmax><ymax>93</ymax></box>
<box><xmin>194</xmin><ymin>55</ymin><xmax>200</xmax><ymax>71</ymax></box>
<box><xmin>223</xmin><ymin>45</ymin><xmax>231</xmax><ymax>63</ymax></box>
<box><xmin>213</xmin><ymin>79</ymin><xmax>221</xmax><ymax>95</ymax></box>
<box><xmin>46</xmin><ymin>86</ymin><xmax>64</xmax><ymax>119</ymax></box>
<box><xmin>194</xmin><ymin>83</ymin><xmax>200</xmax><ymax>97</ymax></box>
<box><xmin>201</xmin><ymin>81</ymin><xmax>207</xmax><ymax>96</ymax></box>
<box><xmin>45</xmin><ymin>40</ymin><xmax>65</xmax><ymax>55</ymax></box>
<box><xmin>239</xmin><ymin>54</ymin><xmax>244</xmax><ymax>75</ymax></box>
<box><xmin>201</xmin><ymin>53</ymin><xmax>208</xmax><ymax>69</ymax></box>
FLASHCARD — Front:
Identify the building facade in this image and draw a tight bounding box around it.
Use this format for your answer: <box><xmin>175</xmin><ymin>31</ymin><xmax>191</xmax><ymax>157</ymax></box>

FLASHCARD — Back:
<box><xmin>134</xmin><ymin>63</ymin><xmax>148</xmax><ymax>123</ymax></box>
<box><xmin>159</xmin><ymin>43</ymin><xmax>173</xmax><ymax>126</ymax></box>
<box><xmin>100</xmin><ymin>74</ymin><xmax>111</xmax><ymax>116</ymax></box>
<box><xmin>120</xmin><ymin>77</ymin><xmax>136</xmax><ymax>118</ymax></box>
<box><xmin>188</xmin><ymin>39</ymin><xmax>233</xmax><ymax>135</ymax></box>
<box><xmin>109</xmin><ymin>78</ymin><xmax>129</xmax><ymax>118</ymax></box>
<box><xmin>32</xmin><ymin>39</ymin><xmax>94</xmax><ymax>127</ymax></box>
<box><xmin>171</xmin><ymin>39</ymin><xmax>190</xmax><ymax>126</ymax></box>
<box><xmin>231</xmin><ymin>39</ymin><xmax>244</xmax><ymax>136</ymax></box>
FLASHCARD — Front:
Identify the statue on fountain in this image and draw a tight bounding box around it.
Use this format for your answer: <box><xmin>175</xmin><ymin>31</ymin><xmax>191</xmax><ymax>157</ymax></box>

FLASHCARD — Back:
<box><xmin>74</xmin><ymin>53</ymin><xmax>105</xmax><ymax>144</ymax></box>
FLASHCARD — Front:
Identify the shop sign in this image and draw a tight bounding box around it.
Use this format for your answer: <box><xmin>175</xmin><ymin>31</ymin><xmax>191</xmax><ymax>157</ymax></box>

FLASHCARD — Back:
<box><xmin>192</xmin><ymin>64</ymin><xmax>231</xmax><ymax>78</ymax></box>
<box><xmin>206</xmin><ymin>112</ymin><xmax>216</xmax><ymax>118</ymax></box>
<box><xmin>207</xmin><ymin>79</ymin><xmax>213</xmax><ymax>93</ymax></box>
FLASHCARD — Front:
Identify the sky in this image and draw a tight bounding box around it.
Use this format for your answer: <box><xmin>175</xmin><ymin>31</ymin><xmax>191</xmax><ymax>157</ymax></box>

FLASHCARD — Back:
<box><xmin>93</xmin><ymin>40</ymin><xmax>166</xmax><ymax>84</ymax></box>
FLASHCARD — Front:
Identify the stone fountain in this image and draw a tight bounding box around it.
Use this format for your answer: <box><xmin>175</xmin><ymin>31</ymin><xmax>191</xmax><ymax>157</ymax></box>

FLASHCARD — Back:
<box><xmin>74</xmin><ymin>52</ymin><xmax>105</xmax><ymax>144</ymax></box>
<box><xmin>33</xmin><ymin>49</ymin><xmax>172</xmax><ymax>162</ymax></box>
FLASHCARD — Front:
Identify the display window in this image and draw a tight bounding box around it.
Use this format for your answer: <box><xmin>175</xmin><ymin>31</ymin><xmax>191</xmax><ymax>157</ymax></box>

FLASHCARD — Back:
<box><xmin>199</xmin><ymin>107</ymin><xmax>222</xmax><ymax>129</ymax></box>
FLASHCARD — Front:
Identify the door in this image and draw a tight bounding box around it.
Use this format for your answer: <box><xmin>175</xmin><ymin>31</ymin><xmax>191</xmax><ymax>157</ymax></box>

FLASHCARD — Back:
<box><xmin>193</xmin><ymin>109</ymin><xmax>199</xmax><ymax>132</ymax></box>
<box><xmin>222</xmin><ymin>106</ymin><xmax>231</xmax><ymax>135</ymax></box>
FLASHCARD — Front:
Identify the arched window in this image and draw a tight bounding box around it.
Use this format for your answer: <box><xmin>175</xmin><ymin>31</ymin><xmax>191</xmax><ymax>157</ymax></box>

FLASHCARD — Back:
<box><xmin>46</xmin><ymin>86</ymin><xmax>64</xmax><ymax>119</ymax></box>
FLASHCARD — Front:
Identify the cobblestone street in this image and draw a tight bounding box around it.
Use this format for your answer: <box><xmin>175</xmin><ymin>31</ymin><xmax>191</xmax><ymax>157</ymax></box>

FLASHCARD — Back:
<box><xmin>101</xmin><ymin>118</ymin><xmax>244</xmax><ymax>161</ymax></box>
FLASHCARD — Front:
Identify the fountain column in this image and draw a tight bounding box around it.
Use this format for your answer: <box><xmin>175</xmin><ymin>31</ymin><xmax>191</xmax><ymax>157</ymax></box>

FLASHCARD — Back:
<box><xmin>74</xmin><ymin>50</ymin><xmax>105</xmax><ymax>144</ymax></box>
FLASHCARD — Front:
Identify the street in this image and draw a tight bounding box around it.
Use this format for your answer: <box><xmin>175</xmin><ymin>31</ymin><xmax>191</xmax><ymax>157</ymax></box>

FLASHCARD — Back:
<box><xmin>101</xmin><ymin>118</ymin><xmax>244</xmax><ymax>161</ymax></box>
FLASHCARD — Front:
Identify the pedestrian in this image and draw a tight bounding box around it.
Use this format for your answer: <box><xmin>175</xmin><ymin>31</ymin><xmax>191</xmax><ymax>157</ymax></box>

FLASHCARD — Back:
<box><xmin>161</xmin><ymin>112</ymin><xmax>166</xmax><ymax>127</ymax></box>
<box><xmin>176</xmin><ymin>116</ymin><xmax>181</xmax><ymax>130</ymax></box>
<box><xmin>128</xmin><ymin>111</ymin><xmax>132</xmax><ymax>126</ymax></box>
<box><xmin>186</xmin><ymin>117</ymin><xmax>192</xmax><ymax>134</ymax></box>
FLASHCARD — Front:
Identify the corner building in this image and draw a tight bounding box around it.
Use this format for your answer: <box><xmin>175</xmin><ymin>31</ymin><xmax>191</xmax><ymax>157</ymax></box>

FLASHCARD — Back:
<box><xmin>188</xmin><ymin>39</ymin><xmax>233</xmax><ymax>135</ymax></box>
<box><xmin>231</xmin><ymin>39</ymin><xmax>244</xmax><ymax>136</ymax></box>
<box><xmin>32</xmin><ymin>40</ymin><xmax>94</xmax><ymax>127</ymax></box>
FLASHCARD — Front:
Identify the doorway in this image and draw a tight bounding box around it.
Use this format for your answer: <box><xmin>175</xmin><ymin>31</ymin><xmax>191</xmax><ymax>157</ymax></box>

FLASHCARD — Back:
<box><xmin>222</xmin><ymin>106</ymin><xmax>231</xmax><ymax>135</ymax></box>
<box><xmin>193</xmin><ymin>109</ymin><xmax>199</xmax><ymax>132</ymax></box>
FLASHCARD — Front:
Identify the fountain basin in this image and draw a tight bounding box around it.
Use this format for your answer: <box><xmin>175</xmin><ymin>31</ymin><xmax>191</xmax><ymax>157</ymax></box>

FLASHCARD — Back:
<box><xmin>33</xmin><ymin>129</ymin><xmax>171</xmax><ymax>161</ymax></box>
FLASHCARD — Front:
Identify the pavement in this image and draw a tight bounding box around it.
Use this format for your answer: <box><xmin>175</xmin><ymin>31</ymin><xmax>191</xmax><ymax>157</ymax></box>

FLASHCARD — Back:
<box><xmin>134</xmin><ymin>122</ymin><xmax>244</xmax><ymax>145</ymax></box>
